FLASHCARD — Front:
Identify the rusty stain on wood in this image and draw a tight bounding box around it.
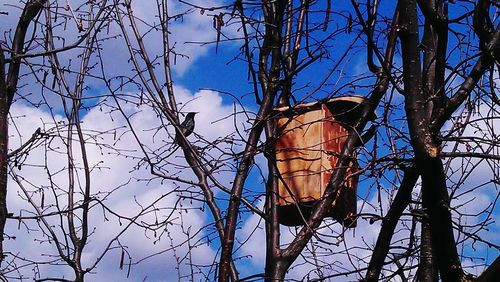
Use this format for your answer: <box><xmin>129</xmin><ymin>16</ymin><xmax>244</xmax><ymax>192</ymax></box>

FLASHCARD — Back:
<box><xmin>274</xmin><ymin>96</ymin><xmax>367</xmax><ymax>227</ymax></box>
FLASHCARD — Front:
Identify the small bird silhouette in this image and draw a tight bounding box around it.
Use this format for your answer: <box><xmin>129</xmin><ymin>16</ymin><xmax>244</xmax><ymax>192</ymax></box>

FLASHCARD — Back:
<box><xmin>174</xmin><ymin>112</ymin><xmax>197</xmax><ymax>144</ymax></box>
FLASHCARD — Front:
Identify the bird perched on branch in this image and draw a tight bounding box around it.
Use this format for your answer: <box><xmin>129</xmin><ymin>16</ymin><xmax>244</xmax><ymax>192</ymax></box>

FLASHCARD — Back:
<box><xmin>174</xmin><ymin>112</ymin><xmax>197</xmax><ymax>144</ymax></box>
<box><xmin>160</xmin><ymin>112</ymin><xmax>198</xmax><ymax>161</ymax></box>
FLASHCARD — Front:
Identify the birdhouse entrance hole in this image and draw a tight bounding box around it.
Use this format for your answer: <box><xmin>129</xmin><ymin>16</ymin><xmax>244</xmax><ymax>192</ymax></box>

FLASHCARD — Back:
<box><xmin>274</xmin><ymin>96</ymin><xmax>370</xmax><ymax>227</ymax></box>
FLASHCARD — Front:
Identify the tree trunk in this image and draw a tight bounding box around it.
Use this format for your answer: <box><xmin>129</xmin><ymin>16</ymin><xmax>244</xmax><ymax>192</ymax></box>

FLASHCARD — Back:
<box><xmin>420</xmin><ymin>157</ymin><xmax>463</xmax><ymax>281</ymax></box>
<box><xmin>0</xmin><ymin>93</ymin><xmax>7</xmax><ymax>266</ymax></box>
<box><xmin>419</xmin><ymin>214</ymin><xmax>438</xmax><ymax>281</ymax></box>
<box><xmin>265</xmin><ymin>259</ymin><xmax>288</xmax><ymax>282</ymax></box>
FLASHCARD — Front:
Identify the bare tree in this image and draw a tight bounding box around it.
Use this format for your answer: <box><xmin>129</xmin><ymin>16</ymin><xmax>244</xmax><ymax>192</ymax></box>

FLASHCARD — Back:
<box><xmin>0</xmin><ymin>1</ymin><xmax>151</xmax><ymax>281</ymax></box>
<box><xmin>107</xmin><ymin>0</ymin><xmax>500</xmax><ymax>281</ymax></box>
<box><xmin>1</xmin><ymin>0</ymin><xmax>499</xmax><ymax>281</ymax></box>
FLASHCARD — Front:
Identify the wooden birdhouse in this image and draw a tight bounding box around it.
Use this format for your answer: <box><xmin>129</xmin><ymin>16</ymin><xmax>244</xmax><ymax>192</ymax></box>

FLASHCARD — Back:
<box><xmin>274</xmin><ymin>96</ymin><xmax>371</xmax><ymax>227</ymax></box>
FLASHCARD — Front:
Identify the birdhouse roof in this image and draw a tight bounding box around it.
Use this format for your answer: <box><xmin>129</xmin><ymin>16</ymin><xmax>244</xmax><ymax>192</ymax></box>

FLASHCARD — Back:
<box><xmin>274</xmin><ymin>96</ymin><xmax>376</xmax><ymax>124</ymax></box>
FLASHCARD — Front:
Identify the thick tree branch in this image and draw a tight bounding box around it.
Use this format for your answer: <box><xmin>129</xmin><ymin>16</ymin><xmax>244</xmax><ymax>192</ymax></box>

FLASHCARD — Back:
<box><xmin>476</xmin><ymin>256</ymin><xmax>500</xmax><ymax>282</ymax></box>
<box><xmin>6</xmin><ymin>0</ymin><xmax>47</xmax><ymax>105</ymax></box>
<box><xmin>431</xmin><ymin>23</ymin><xmax>500</xmax><ymax>132</ymax></box>
<box><xmin>473</xmin><ymin>0</ymin><xmax>494</xmax><ymax>49</ymax></box>
<box><xmin>364</xmin><ymin>165</ymin><xmax>419</xmax><ymax>282</ymax></box>
<box><xmin>399</xmin><ymin>0</ymin><xmax>439</xmax><ymax>159</ymax></box>
<box><xmin>399</xmin><ymin>1</ymin><xmax>465</xmax><ymax>280</ymax></box>
<box><xmin>218</xmin><ymin>2</ymin><xmax>286</xmax><ymax>280</ymax></box>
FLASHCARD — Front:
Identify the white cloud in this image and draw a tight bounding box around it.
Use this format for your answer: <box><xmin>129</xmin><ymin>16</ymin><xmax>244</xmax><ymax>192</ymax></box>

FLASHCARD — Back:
<box><xmin>108</xmin><ymin>0</ymin><xmax>240</xmax><ymax>76</ymax></box>
<box><xmin>4</xmin><ymin>85</ymin><xmax>247</xmax><ymax>280</ymax></box>
<box><xmin>1</xmin><ymin>0</ymin><xmax>240</xmax><ymax>114</ymax></box>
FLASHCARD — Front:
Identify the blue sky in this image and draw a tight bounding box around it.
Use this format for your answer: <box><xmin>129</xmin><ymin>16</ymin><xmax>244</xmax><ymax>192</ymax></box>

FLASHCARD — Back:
<box><xmin>1</xmin><ymin>0</ymin><xmax>499</xmax><ymax>281</ymax></box>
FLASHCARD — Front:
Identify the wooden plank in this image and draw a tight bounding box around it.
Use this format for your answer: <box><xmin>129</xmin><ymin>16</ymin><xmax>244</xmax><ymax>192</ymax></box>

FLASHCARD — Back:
<box><xmin>276</xmin><ymin>107</ymin><xmax>324</xmax><ymax>205</ymax></box>
<box><xmin>274</xmin><ymin>98</ymin><xmax>361</xmax><ymax>226</ymax></box>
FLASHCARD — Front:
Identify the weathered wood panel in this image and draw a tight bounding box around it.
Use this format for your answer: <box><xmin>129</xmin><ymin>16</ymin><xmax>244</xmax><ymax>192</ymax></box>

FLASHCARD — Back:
<box><xmin>274</xmin><ymin>97</ymin><xmax>363</xmax><ymax>227</ymax></box>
